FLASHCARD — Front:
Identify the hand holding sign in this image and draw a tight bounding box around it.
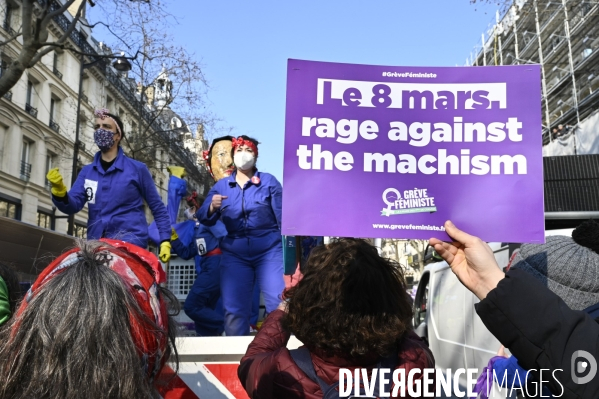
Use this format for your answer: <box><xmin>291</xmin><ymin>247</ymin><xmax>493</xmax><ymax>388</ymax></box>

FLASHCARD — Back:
<box><xmin>429</xmin><ymin>220</ymin><xmax>505</xmax><ymax>300</ymax></box>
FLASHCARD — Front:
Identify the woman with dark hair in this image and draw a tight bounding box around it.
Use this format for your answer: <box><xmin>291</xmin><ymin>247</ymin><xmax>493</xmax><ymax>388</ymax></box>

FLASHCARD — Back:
<box><xmin>199</xmin><ymin>135</ymin><xmax>284</xmax><ymax>336</ymax></box>
<box><xmin>238</xmin><ymin>238</ymin><xmax>434</xmax><ymax>398</ymax></box>
<box><xmin>0</xmin><ymin>239</ymin><xmax>179</xmax><ymax>398</ymax></box>
<box><xmin>0</xmin><ymin>263</ymin><xmax>20</xmax><ymax>327</ymax></box>
<box><xmin>46</xmin><ymin>109</ymin><xmax>172</xmax><ymax>261</ymax></box>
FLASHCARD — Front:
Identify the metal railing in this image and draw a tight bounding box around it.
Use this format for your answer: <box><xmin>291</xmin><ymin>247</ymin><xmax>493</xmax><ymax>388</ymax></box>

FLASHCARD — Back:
<box><xmin>52</xmin><ymin>67</ymin><xmax>63</xmax><ymax>80</ymax></box>
<box><xmin>25</xmin><ymin>103</ymin><xmax>38</xmax><ymax>118</ymax></box>
<box><xmin>49</xmin><ymin>119</ymin><xmax>60</xmax><ymax>133</ymax></box>
<box><xmin>20</xmin><ymin>161</ymin><xmax>31</xmax><ymax>182</ymax></box>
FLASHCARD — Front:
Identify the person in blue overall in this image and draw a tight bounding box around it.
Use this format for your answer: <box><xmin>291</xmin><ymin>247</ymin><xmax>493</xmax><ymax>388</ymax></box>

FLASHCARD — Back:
<box><xmin>199</xmin><ymin>135</ymin><xmax>284</xmax><ymax>336</ymax></box>
<box><xmin>46</xmin><ymin>109</ymin><xmax>171</xmax><ymax>262</ymax></box>
<box><xmin>171</xmin><ymin>194</ymin><xmax>228</xmax><ymax>336</ymax></box>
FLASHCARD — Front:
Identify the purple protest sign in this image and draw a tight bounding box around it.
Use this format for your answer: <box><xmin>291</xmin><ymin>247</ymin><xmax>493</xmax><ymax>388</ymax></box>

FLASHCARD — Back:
<box><xmin>282</xmin><ymin>59</ymin><xmax>544</xmax><ymax>243</ymax></box>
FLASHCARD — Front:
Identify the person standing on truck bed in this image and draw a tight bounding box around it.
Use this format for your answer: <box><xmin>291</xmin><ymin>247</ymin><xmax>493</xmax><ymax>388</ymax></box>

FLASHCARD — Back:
<box><xmin>46</xmin><ymin>108</ymin><xmax>172</xmax><ymax>263</ymax></box>
<box><xmin>199</xmin><ymin>135</ymin><xmax>284</xmax><ymax>336</ymax></box>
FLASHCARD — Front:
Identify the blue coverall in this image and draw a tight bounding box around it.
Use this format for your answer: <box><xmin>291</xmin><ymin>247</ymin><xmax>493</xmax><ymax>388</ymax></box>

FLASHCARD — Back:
<box><xmin>199</xmin><ymin>170</ymin><xmax>284</xmax><ymax>336</ymax></box>
<box><xmin>52</xmin><ymin>147</ymin><xmax>171</xmax><ymax>248</ymax></box>
<box><xmin>172</xmin><ymin>221</ymin><xmax>227</xmax><ymax>336</ymax></box>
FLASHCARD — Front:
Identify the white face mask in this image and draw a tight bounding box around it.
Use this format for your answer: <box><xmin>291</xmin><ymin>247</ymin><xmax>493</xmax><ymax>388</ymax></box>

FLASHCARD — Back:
<box><xmin>234</xmin><ymin>151</ymin><xmax>255</xmax><ymax>170</ymax></box>
<box><xmin>184</xmin><ymin>207</ymin><xmax>196</xmax><ymax>221</ymax></box>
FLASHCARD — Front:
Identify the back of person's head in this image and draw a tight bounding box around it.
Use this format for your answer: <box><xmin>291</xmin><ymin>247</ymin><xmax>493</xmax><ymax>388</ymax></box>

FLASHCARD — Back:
<box><xmin>283</xmin><ymin>238</ymin><xmax>413</xmax><ymax>358</ymax></box>
<box><xmin>0</xmin><ymin>263</ymin><xmax>20</xmax><ymax>327</ymax></box>
<box><xmin>0</xmin><ymin>239</ymin><xmax>178</xmax><ymax>399</ymax></box>
<box><xmin>510</xmin><ymin>219</ymin><xmax>599</xmax><ymax>311</ymax></box>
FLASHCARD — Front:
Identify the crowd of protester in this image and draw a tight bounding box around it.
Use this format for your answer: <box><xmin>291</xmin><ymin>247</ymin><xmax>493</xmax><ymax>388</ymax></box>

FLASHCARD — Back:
<box><xmin>0</xmin><ymin>219</ymin><xmax>598</xmax><ymax>397</ymax></box>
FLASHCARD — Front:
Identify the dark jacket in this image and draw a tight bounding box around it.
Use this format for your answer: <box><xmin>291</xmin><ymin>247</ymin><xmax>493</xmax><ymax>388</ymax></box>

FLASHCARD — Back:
<box><xmin>238</xmin><ymin>310</ymin><xmax>434</xmax><ymax>399</ymax></box>
<box><xmin>476</xmin><ymin>268</ymin><xmax>599</xmax><ymax>399</ymax></box>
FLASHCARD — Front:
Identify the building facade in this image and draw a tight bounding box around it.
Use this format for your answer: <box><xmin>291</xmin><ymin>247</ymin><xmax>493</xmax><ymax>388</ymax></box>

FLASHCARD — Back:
<box><xmin>0</xmin><ymin>0</ymin><xmax>212</xmax><ymax>238</ymax></box>
<box><xmin>469</xmin><ymin>0</ymin><xmax>599</xmax><ymax>146</ymax></box>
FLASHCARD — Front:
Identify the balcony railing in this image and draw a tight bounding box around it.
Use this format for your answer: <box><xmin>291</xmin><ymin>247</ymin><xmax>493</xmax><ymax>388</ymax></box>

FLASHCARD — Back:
<box><xmin>20</xmin><ymin>160</ymin><xmax>31</xmax><ymax>182</ymax></box>
<box><xmin>52</xmin><ymin>67</ymin><xmax>63</xmax><ymax>80</ymax></box>
<box><xmin>2</xmin><ymin>91</ymin><xmax>11</xmax><ymax>102</ymax></box>
<box><xmin>25</xmin><ymin>103</ymin><xmax>38</xmax><ymax>118</ymax></box>
<box><xmin>49</xmin><ymin>119</ymin><xmax>60</xmax><ymax>133</ymax></box>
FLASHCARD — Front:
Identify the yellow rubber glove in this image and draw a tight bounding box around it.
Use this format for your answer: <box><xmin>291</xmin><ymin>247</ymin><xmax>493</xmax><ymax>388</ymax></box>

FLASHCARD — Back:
<box><xmin>159</xmin><ymin>241</ymin><xmax>171</xmax><ymax>263</ymax></box>
<box><xmin>46</xmin><ymin>167</ymin><xmax>67</xmax><ymax>197</ymax></box>
<box><xmin>167</xmin><ymin>166</ymin><xmax>186</xmax><ymax>179</ymax></box>
<box><xmin>171</xmin><ymin>227</ymin><xmax>179</xmax><ymax>242</ymax></box>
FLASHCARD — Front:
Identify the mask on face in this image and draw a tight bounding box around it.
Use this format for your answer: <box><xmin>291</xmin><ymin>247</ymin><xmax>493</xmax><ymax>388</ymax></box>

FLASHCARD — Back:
<box><xmin>234</xmin><ymin>151</ymin><xmax>255</xmax><ymax>170</ymax></box>
<box><xmin>94</xmin><ymin>128</ymin><xmax>116</xmax><ymax>152</ymax></box>
<box><xmin>184</xmin><ymin>207</ymin><xmax>196</xmax><ymax>221</ymax></box>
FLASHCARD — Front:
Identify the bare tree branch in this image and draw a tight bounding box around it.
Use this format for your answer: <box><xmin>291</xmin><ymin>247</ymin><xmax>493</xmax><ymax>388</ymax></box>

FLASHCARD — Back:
<box><xmin>28</xmin><ymin>0</ymin><xmax>86</xmax><ymax>66</ymax></box>
<box><xmin>0</xmin><ymin>30</ymin><xmax>22</xmax><ymax>46</ymax></box>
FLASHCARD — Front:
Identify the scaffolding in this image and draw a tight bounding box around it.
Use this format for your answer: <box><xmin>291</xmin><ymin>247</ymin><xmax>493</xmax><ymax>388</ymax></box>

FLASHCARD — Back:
<box><xmin>469</xmin><ymin>0</ymin><xmax>599</xmax><ymax>146</ymax></box>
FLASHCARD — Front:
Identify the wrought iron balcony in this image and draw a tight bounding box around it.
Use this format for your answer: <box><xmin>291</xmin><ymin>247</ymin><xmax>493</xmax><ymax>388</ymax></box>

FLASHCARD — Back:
<box><xmin>49</xmin><ymin>119</ymin><xmax>60</xmax><ymax>133</ymax></box>
<box><xmin>25</xmin><ymin>103</ymin><xmax>38</xmax><ymax>118</ymax></box>
<box><xmin>20</xmin><ymin>160</ymin><xmax>31</xmax><ymax>182</ymax></box>
<box><xmin>2</xmin><ymin>91</ymin><xmax>11</xmax><ymax>102</ymax></box>
<box><xmin>52</xmin><ymin>67</ymin><xmax>63</xmax><ymax>80</ymax></box>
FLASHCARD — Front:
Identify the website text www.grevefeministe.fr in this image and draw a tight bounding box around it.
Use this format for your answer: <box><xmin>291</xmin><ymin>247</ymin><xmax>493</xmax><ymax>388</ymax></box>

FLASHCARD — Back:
<box><xmin>373</xmin><ymin>224</ymin><xmax>446</xmax><ymax>231</ymax></box>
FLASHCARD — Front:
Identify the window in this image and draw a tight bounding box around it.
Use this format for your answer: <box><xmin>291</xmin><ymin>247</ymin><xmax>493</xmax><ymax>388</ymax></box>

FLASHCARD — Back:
<box><xmin>0</xmin><ymin>199</ymin><xmax>20</xmax><ymax>220</ymax></box>
<box><xmin>50</xmin><ymin>98</ymin><xmax>55</xmax><ymax>120</ymax></box>
<box><xmin>3</xmin><ymin>4</ymin><xmax>15</xmax><ymax>36</ymax></box>
<box><xmin>49</xmin><ymin>97</ymin><xmax>60</xmax><ymax>132</ymax></box>
<box><xmin>37</xmin><ymin>211</ymin><xmax>55</xmax><ymax>230</ymax></box>
<box><xmin>73</xmin><ymin>223</ymin><xmax>87</xmax><ymax>239</ymax></box>
<box><xmin>26</xmin><ymin>81</ymin><xmax>33</xmax><ymax>105</ymax></box>
<box><xmin>20</xmin><ymin>140</ymin><xmax>32</xmax><ymax>181</ymax></box>
<box><xmin>52</xmin><ymin>53</ymin><xmax>62</xmax><ymax>80</ymax></box>
<box><xmin>0</xmin><ymin>58</ymin><xmax>6</xmax><ymax>78</ymax></box>
<box><xmin>25</xmin><ymin>80</ymin><xmax>38</xmax><ymax>118</ymax></box>
<box><xmin>45</xmin><ymin>153</ymin><xmax>55</xmax><ymax>190</ymax></box>
<box><xmin>106</xmin><ymin>96</ymin><xmax>114</xmax><ymax>112</ymax></box>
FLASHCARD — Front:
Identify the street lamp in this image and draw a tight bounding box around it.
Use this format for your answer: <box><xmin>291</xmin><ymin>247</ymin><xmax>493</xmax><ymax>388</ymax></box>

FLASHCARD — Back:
<box><xmin>67</xmin><ymin>51</ymin><xmax>135</xmax><ymax>236</ymax></box>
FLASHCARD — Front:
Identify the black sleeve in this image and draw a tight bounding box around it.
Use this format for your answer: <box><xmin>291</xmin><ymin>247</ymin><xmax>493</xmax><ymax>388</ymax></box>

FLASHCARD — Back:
<box><xmin>475</xmin><ymin>268</ymin><xmax>599</xmax><ymax>399</ymax></box>
<box><xmin>52</xmin><ymin>193</ymin><xmax>68</xmax><ymax>204</ymax></box>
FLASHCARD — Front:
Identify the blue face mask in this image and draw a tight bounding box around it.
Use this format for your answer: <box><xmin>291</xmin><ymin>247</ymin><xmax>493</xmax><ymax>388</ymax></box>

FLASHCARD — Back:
<box><xmin>94</xmin><ymin>128</ymin><xmax>116</xmax><ymax>152</ymax></box>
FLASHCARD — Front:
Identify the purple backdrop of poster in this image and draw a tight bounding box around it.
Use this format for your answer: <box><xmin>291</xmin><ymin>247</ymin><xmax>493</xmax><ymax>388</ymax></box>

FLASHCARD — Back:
<box><xmin>282</xmin><ymin>59</ymin><xmax>544</xmax><ymax>243</ymax></box>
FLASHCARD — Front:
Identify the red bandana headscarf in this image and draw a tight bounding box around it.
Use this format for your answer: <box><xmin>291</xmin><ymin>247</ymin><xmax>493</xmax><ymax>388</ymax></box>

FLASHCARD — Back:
<box><xmin>232</xmin><ymin>137</ymin><xmax>258</xmax><ymax>156</ymax></box>
<box><xmin>18</xmin><ymin>239</ymin><xmax>168</xmax><ymax>381</ymax></box>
